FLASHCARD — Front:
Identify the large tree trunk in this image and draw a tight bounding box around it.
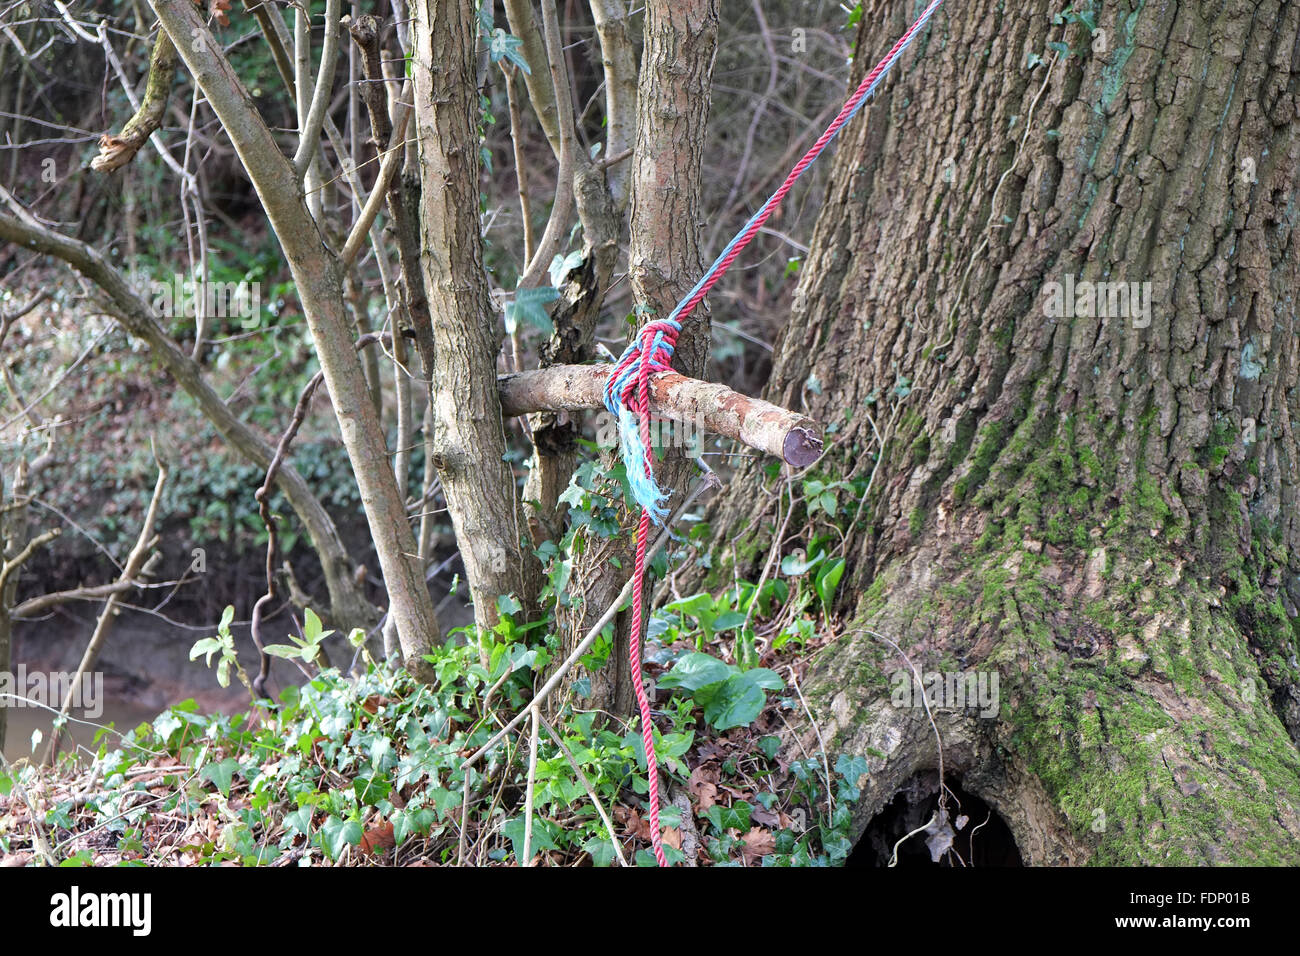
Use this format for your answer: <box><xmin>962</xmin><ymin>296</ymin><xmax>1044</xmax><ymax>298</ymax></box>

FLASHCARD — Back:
<box><xmin>711</xmin><ymin>0</ymin><xmax>1300</xmax><ymax>863</ymax></box>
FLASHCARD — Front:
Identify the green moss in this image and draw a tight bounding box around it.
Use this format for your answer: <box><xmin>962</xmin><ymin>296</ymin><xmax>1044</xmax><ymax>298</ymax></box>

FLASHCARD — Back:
<box><xmin>953</xmin><ymin>419</ymin><xmax>1008</xmax><ymax>503</ymax></box>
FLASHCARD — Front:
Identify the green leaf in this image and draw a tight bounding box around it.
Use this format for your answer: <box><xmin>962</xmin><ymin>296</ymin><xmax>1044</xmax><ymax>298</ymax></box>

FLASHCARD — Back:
<box><xmin>488</xmin><ymin>28</ymin><xmax>530</xmax><ymax>73</ymax></box>
<box><xmin>548</xmin><ymin>249</ymin><xmax>585</xmax><ymax>287</ymax></box>
<box><xmin>283</xmin><ymin>805</ymin><xmax>313</xmax><ymax>836</ymax></box>
<box><xmin>834</xmin><ymin>753</ymin><xmax>870</xmax><ymax>784</ymax></box>
<box><xmin>780</xmin><ymin>550</ymin><xmax>824</xmax><ymax>576</ymax></box>
<box><xmin>503</xmin><ymin>815</ymin><xmax>556</xmax><ymax>863</ymax></box>
<box><xmin>815</xmin><ymin>557</ymin><xmax>847</xmax><ymax>611</ymax></box>
<box><xmin>711</xmin><ymin>610</ymin><xmax>747</xmax><ymax>632</ymax></box>
<box><xmin>320</xmin><ymin>816</ymin><xmax>363</xmax><ymax>860</ymax></box>
<box><xmin>703</xmin><ymin>673</ymin><xmax>767</xmax><ymax>730</ymax></box>
<box><xmin>354</xmin><ymin>773</ymin><xmax>392</xmax><ymax>806</ymax></box>
<box><xmin>303</xmin><ymin>607</ymin><xmax>325</xmax><ymax>643</ymax></box>
<box><xmin>583</xmin><ymin>836</ymin><xmax>617</xmax><ymax>867</ymax></box>
<box><xmin>744</xmin><ymin>668</ymin><xmax>785</xmax><ymax>691</ymax></box>
<box><xmin>201</xmin><ymin>757</ymin><xmax>241</xmax><ymax>796</ymax></box>
<box><xmin>704</xmin><ymin>801</ymin><xmax>753</xmax><ymax>833</ymax></box>
<box><xmin>189</xmin><ymin>637</ymin><xmax>222</xmax><ymax>666</ymax></box>
<box><xmin>152</xmin><ymin>711</ymin><xmax>182</xmax><ymax>742</ymax></box>
<box><xmin>504</xmin><ymin>286</ymin><xmax>559</xmax><ymax>334</ymax></box>
<box><xmin>393</xmin><ymin>807</ymin><xmax>436</xmax><ymax>845</ymax></box>
<box><xmin>819</xmin><ymin>491</ymin><xmax>838</xmax><ymax>516</ymax></box>
<box><xmin>263</xmin><ymin>643</ymin><xmax>304</xmax><ymax>660</ymax></box>
<box><xmin>658</xmin><ymin>652</ymin><xmax>732</xmax><ymax>691</ymax></box>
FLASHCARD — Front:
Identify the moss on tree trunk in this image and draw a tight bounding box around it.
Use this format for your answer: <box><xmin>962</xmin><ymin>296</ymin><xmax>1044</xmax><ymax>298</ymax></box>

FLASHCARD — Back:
<box><xmin>709</xmin><ymin>0</ymin><xmax>1300</xmax><ymax>863</ymax></box>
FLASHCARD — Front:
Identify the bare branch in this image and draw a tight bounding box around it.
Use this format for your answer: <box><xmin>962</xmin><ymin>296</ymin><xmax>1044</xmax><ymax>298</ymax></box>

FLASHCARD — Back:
<box><xmin>515</xmin><ymin>0</ymin><xmax>576</xmax><ymax>290</ymax></box>
<box><xmin>0</xmin><ymin>528</ymin><xmax>60</xmax><ymax>595</ymax></box>
<box><xmin>589</xmin><ymin>0</ymin><xmax>638</xmax><ymax>209</ymax></box>
<box><xmin>44</xmin><ymin>457</ymin><xmax>168</xmax><ymax>763</ymax></box>
<box><xmin>88</xmin><ymin>28</ymin><xmax>179</xmax><ymax>173</ymax></box>
<box><xmin>148</xmin><ymin>0</ymin><xmax>438</xmax><ymax>673</ymax></box>
<box><xmin>499</xmin><ymin>364</ymin><xmax>823</xmax><ymax>466</ymax></box>
<box><xmin>292</xmin><ymin>0</ymin><xmax>342</xmax><ymax>177</ymax></box>
<box><xmin>339</xmin><ymin>97</ymin><xmax>411</xmax><ymax>270</ymax></box>
<box><xmin>0</xmin><ymin>192</ymin><xmax>375</xmax><ymax>632</ymax></box>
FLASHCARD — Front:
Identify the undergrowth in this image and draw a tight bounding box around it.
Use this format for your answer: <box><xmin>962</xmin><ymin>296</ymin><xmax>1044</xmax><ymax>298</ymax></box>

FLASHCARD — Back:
<box><xmin>0</xmin><ymin>567</ymin><xmax>866</xmax><ymax>867</ymax></box>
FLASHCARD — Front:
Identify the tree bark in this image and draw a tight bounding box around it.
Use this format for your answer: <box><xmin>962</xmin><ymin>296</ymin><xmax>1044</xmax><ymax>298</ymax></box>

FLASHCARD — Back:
<box><xmin>411</xmin><ymin>0</ymin><xmax>532</xmax><ymax>647</ymax></box>
<box><xmin>557</xmin><ymin>0</ymin><xmax>719</xmax><ymax>719</ymax></box>
<box><xmin>710</xmin><ymin>0</ymin><xmax>1300</xmax><ymax>863</ymax></box>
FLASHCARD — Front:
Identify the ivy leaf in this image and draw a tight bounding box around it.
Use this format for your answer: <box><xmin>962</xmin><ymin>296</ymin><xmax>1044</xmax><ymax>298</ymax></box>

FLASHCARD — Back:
<box><xmin>583</xmin><ymin>836</ymin><xmax>617</xmax><ymax>867</ymax></box>
<box><xmin>320</xmin><ymin>815</ymin><xmax>363</xmax><ymax>860</ymax></box>
<box><xmin>201</xmin><ymin>757</ymin><xmax>241</xmax><ymax>796</ymax></box>
<box><xmin>283</xmin><ymin>805</ymin><xmax>313</xmax><ymax>836</ymax></box>
<box><xmin>835</xmin><ymin>754</ymin><xmax>870</xmax><ymax>784</ymax></box>
<box><xmin>548</xmin><ymin>249</ymin><xmax>585</xmax><ymax>287</ymax></box>
<box><xmin>704</xmin><ymin>801</ymin><xmax>753</xmax><ymax>833</ymax></box>
<box><xmin>505</xmin><ymin>286</ymin><xmax>559</xmax><ymax>335</ymax></box>
<box><xmin>393</xmin><ymin>807</ymin><xmax>437</xmax><ymax>845</ymax></box>
<box><xmin>489</xmin><ymin>28</ymin><xmax>531</xmax><ymax>74</ymax></box>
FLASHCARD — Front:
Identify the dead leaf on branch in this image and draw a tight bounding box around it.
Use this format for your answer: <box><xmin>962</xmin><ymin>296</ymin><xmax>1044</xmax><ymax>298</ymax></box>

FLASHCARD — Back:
<box><xmin>205</xmin><ymin>0</ymin><xmax>232</xmax><ymax>27</ymax></box>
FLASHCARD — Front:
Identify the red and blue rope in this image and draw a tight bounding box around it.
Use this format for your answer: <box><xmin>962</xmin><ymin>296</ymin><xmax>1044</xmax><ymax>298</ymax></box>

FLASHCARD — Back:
<box><xmin>602</xmin><ymin>0</ymin><xmax>945</xmax><ymax>867</ymax></box>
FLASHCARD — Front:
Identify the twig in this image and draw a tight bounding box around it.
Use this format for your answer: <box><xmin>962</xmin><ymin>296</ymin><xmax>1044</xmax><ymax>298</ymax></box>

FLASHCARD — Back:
<box><xmin>292</xmin><ymin>0</ymin><xmax>342</xmax><ymax>177</ymax></box>
<box><xmin>521</xmin><ymin>707</ymin><xmax>540</xmax><ymax>865</ymax></box>
<box><xmin>889</xmin><ymin>812</ymin><xmax>937</xmax><ymax>868</ymax></box>
<box><xmin>43</xmin><ymin>452</ymin><xmax>167</xmax><ymax>764</ymax></box>
<box><xmin>515</xmin><ymin>0</ymin><xmax>576</xmax><ymax>291</ymax></box>
<box><xmin>339</xmin><ymin>98</ymin><xmax>412</xmax><ymax>270</ymax></box>
<box><xmin>787</xmin><ymin>666</ymin><xmax>834</xmax><ymax>823</ymax></box>
<box><xmin>0</xmin><ymin>752</ymin><xmax>56</xmax><ymax>865</ymax></box>
<box><xmin>864</xmin><ymin>628</ymin><xmax>952</xmax><ymax>814</ymax></box>
<box><xmin>0</xmin><ymin>528</ymin><xmax>59</xmax><ymax>595</ymax></box>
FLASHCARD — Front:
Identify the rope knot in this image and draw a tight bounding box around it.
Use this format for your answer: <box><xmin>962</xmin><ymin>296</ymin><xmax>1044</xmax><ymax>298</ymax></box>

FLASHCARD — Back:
<box><xmin>602</xmin><ymin>317</ymin><xmax>682</xmax><ymax>524</ymax></box>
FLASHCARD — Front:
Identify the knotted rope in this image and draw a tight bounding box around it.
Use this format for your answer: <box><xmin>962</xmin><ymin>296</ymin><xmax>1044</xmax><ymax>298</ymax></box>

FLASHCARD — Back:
<box><xmin>602</xmin><ymin>0</ymin><xmax>945</xmax><ymax>867</ymax></box>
